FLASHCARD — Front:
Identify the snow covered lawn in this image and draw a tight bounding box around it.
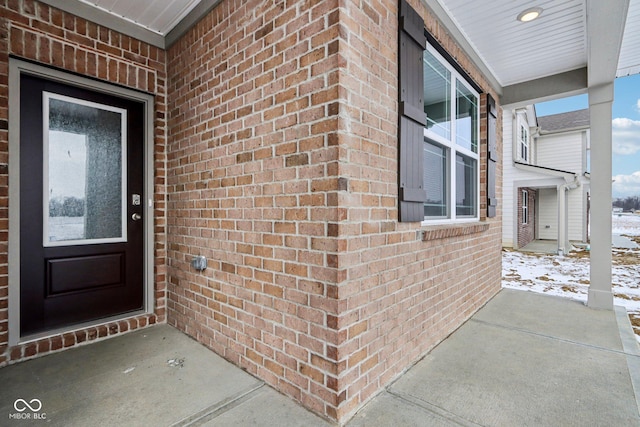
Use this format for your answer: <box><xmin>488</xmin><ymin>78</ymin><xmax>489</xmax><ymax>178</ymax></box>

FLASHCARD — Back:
<box><xmin>502</xmin><ymin>214</ymin><xmax>640</xmax><ymax>340</ymax></box>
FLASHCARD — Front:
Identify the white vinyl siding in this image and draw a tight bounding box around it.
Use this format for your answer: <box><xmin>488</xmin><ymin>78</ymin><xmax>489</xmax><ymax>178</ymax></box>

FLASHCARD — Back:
<box><xmin>568</xmin><ymin>188</ymin><xmax>585</xmax><ymax>241</ymax></box>
<box><xmin>502</xmin><ymin>110</ymin><xmax>514</xmax><ymax>246</ymax></box>
<box><xmin>503</xmin><ymin>105</ymin><xmax>591</xmax><ymax>248</ymax></box>
<box><xmin>536</xmin><ymin>132</ymin><xmax>584</xmax><ymax>172</ymax></box>
<box><xmin>535</xmin><ymin>188</ymin><xmax>585</xmax><ymax>242</ymax></box>
<box><xmin>502</xmin><ymin>110</ymin><xmax>551</xmax><ymax>247</ymax></box>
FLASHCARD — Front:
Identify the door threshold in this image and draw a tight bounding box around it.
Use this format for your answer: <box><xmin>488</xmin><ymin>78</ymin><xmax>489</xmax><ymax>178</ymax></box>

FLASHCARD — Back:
<box><xmin>16</xmin><ymin>309</ymin><xmax>151</xmax><ymax>346</ymax></box>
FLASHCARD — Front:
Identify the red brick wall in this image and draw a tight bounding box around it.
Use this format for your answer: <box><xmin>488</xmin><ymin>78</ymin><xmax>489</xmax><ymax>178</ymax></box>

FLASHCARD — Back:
<box><xmin>0</xmin><ymin>0</ymin><xmax>503</xmax><ymax>423</ymax></box>
<box><xmin>0</xmin><ymin>0</ymin><xmax>168</xmax><ymax>365</ymax></box>
<box><xmin>166</xmin><ymin>0</ymin><xmax>346</xmax><ymax>419</ymax></box>
<box><xmin>166</xmin><ymin>0</ymin><xmax>502</xmax><ymax>422</ymax></box>
<box><xmin>517</xmin><ymin>187</ymin><xmax>536</xmax><ymax>248</ymax></box>
<box><xmin>331</xmin><ymin>0</ymin><xmax>503</xmax><ymax>419</ymax></box>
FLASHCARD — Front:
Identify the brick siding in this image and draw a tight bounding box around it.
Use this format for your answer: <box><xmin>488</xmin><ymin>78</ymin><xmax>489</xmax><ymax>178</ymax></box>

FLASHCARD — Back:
<box><xmin>166</xmin><ymin>0</ymin><xmax>502</xmax><ymax>422</ymax></box>
<box><xmin>165</xmin><ymin>0</ymin><xmax>347</xmax><ymax>417</ymax></box>
<box><xmin>517</xmin><ymin>188</ymin><xmax>536</xmax><ymax>248</ymax></box>
<box><xmin>0</xmin><ymin>0</ymin><xmax>503</xmax><ymax>424</ymax></box>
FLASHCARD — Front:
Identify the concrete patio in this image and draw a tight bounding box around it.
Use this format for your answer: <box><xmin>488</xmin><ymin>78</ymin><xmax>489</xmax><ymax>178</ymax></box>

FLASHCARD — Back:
<box><xmin>2</xmin><ymin>289</ymin><xmax>639</xmax><ymax>426</ymax></box>
<box><xmin>518</xmin><ymin>239</ymin><xmax>559</xmax><ymax>254</ymax></box>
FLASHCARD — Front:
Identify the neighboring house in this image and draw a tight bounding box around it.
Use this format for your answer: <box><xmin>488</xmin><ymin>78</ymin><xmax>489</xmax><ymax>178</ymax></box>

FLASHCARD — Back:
<box><xmin>503</xmin><ymin>107</ymin><xmax>591</xmax><ymax>253</ymax></box>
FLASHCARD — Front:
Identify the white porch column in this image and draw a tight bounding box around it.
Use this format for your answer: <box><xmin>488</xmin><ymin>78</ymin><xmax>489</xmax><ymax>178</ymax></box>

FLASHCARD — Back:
<box><xmin>587</xmin><ymin>83</ymin><xmax>614</xmax><ymax>310</ymax></box>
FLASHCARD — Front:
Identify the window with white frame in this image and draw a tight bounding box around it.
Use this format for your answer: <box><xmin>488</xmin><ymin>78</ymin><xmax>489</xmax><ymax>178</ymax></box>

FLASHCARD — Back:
<box><xmin>517</xmin><ymin>118</ymin><xmax>530</xmax><ymax>163</ymax></box>
<box><xmin>423</xmin><ymin>46</ymin><xmax>480</xmax><ymax>221</ymax></box>
<box><xmin>522</xmin><ymin>190</ymin><xmax>528</xmax><ymax>224</ymax></box>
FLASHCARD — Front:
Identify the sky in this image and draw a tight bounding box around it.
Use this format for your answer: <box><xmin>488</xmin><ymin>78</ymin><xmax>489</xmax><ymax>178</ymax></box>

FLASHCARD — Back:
<box><xmin>535</xmin><ymin>73</ymin><xmax>640</xmax><ymax>199</ymax></box>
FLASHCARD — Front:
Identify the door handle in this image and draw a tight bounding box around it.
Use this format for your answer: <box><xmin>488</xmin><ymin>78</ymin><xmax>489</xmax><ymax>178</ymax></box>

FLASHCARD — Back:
<box><xmin>132</xmin><ymin>213</ymin><xmax>142</xmax><ymax>221</ymax></box>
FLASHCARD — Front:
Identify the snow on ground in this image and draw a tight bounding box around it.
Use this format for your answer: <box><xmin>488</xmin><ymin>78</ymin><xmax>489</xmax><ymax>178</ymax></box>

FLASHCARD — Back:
<box><xmin>503</xmin><ymin>213</ymin><xmax>640</xmax><ymax>340</ymax></box>
<box><xmin>49</xmin><ymin>216</ymin><xmax>84</xmax><ymax>242</ymax></box>
<box><xmin>613</xmin><ymin>212</ymin><xmax>640</xmax><ymax>236</ymax></box>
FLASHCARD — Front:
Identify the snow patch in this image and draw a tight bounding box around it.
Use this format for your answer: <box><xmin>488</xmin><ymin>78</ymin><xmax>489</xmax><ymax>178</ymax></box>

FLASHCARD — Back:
<box><xmin>503</xmin><ymin>214</ymin><xmax>640</xmax><ymax>341</ymax></box>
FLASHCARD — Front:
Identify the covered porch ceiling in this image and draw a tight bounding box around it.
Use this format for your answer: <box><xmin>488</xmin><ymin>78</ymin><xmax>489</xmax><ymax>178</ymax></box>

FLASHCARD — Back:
<box><xmin>43</xmin><ymin>0</ymin><xmax>640</xmax><ymax>107</ymax></box>
<box><xmin>426</xmin><ymin>0</ymin><xmax>639</xmax><ymax>106</ymax></box>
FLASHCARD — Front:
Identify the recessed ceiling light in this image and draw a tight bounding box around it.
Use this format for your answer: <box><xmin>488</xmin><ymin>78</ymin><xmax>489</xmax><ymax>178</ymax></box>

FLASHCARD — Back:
<box><xmin>517</xmin><ymin>7</ymin><xmax>543</xmax><ymax>22</ymax></box>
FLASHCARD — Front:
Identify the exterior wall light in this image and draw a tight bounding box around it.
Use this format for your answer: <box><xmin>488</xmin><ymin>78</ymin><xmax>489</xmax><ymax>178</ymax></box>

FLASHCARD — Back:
<box><xmin>517</xmin><ymin>7</ymin><xmax>543</xmax><ymax>22</ymax></box>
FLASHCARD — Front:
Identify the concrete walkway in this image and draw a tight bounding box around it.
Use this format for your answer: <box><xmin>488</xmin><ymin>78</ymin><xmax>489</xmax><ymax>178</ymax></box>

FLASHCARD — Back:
<box><xmin>520</xmin><ymin>235</ymin><xmax>639</xmax><ymax>254</ymax></box>
<box><xmin>2</xmin><ymin>289</ymin><xmax>640</xmax><ymax>426</ymax></box>
<box><xmin>613</xmin><ymin>233</ymin><xmax>639</xmax><ymax>249</ymax></box>
<box><xmin>519</xmin><ymin>239</ymin><xmax>558</xmax><ymax>254</ymax></box>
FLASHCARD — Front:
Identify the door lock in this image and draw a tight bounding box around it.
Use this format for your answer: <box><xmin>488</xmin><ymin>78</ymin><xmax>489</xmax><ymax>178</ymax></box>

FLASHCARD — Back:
<box><xmin>132</xmin><ymin>213</ymin><xmax>142</xmax><ymax>221</ymax></box>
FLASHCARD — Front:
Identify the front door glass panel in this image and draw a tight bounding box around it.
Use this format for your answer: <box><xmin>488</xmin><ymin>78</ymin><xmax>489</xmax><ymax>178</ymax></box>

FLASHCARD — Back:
<box><xmin>43</xmin><ymin>92</ymin><xmax>127</xmax><ymax>246</ymax></box>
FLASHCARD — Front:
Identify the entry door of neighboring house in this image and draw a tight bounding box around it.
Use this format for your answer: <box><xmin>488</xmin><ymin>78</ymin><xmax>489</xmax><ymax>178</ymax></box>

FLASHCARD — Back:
<box><xmin>538</xmin><ymin>188</ymin><xmax>557</xmax><ymax>240</ymax></box>
<box><xmin>19</xmin><ymin>74</ymin><xmax>144</xmax><ymax>336</ymax></box>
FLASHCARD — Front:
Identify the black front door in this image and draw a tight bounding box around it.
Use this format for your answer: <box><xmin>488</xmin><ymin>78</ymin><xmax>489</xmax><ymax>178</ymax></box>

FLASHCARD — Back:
<box><xmin>20</xmin><ymin>74</ymin><xmax>145</xmax><ymax>336</ymax></box>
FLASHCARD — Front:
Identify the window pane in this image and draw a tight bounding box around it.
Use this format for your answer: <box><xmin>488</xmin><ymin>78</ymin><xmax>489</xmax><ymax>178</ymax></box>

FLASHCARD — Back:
<box><xmin>519</xmin><ymin>124</ymin><xmax>529</xmax><ymax>162</ymax></box>
<box><xmin>424</xmin><ymin>50</ymin><xmax>451</xmax><ymax>140</ymax></box>
<box><xmin>455</xmin><ymin>153</ymin><xmax>476</xmax><ymax>217</ymax></box>
<box><xmin>455</xmin><ymin>80</ymin><xmax>478</xmax><ymax>152</ymax></box>
<box><xmin>45</xmin><ymin>93</ymin><xmax>126</xmax><ymax>246</ymax></box>
<box><xmin>47</xmin><ymin>131</ymin><xmax>88</xmax><ymax>242</ymax></box>
<box><xmin>424</xmin><ymin>140</ymin><xmax>448</xmax><ymax>217</ymax></box>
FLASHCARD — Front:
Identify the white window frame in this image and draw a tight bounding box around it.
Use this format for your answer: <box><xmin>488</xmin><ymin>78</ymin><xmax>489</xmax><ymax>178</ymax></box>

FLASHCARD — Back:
<box><xmin>517</xmin><ymin>116</ymin><xmax>530</xmax><ymax>163</ymax></box>
<box><xmin>423</xmin><ymin>45</ymin><xmax>480</xmax><ymax>224</ymax></box>
<box><xmin>522</xmin><ymin>190</ymin><xmax>529</xmax><ymax>224</ymax></box>
<box><xmin>43</xmin><ymin>92</ymin><xmax>128</xmax><ymax>247</ymax></box>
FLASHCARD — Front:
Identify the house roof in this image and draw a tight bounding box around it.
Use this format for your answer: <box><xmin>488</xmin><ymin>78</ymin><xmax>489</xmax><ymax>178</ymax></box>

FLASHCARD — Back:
<box><xmin>514</xmin><ymin>161</ymin><xmax>577</xmax><ymax>182</ymax></box>
<box><xmin>43</xmin><ymin>0</ymin><xmax>639</xmax><ymax>107</ymax></box>
<box><xmin>537</xmin><ymin>109</ymin><xmax>590</xmax><ymax>133</ymax></box>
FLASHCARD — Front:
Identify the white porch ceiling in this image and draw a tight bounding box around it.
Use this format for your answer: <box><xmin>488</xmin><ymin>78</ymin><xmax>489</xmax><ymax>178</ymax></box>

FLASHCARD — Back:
<box><xmin>77</xmin><ymin>0</ymin><xmax>202</xmax><ymax>36</ymax></box>
<box><xmin>618</xmin><ymin>0</ymin><xmax>640</xmax><ymax>77</ymax></box>
<box><xmin>434</xmin><ymin>0</ymin><xmax>588</xmax><ymax>87</ymax></box>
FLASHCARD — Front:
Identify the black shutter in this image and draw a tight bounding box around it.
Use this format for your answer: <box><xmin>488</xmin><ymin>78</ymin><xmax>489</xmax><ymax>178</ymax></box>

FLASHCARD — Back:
<box><xmin>398</xmin><ymin>0</ymin><xmax>427</xmax><ymax>222</ymax></box>
<box><xmin>487</xmin><ymin>94</ymin><xmax>498</xmax><ymax>218</ymax></box>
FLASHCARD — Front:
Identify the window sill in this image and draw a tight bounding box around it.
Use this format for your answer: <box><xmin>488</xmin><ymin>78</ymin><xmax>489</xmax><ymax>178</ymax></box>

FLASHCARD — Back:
<box><xmin>420</xmin><ymin>222</ymin><xmax>490</xmax><ymax>241</ymax></box>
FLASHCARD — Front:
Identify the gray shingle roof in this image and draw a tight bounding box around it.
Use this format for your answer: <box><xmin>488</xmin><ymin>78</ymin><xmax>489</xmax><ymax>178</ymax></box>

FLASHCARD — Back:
<box><xmin>537</xmin><ymin>109</ymin><xmax>590</xmax><ymax>132</ymax></box>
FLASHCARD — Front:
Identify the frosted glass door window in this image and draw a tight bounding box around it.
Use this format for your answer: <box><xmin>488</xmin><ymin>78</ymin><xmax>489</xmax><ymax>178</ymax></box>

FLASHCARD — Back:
<box><xmin>43</xmin><ymin>92</ymin><xmax>127</xmax><ymax>246</ymax></box>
